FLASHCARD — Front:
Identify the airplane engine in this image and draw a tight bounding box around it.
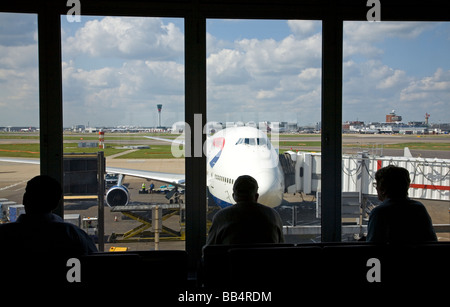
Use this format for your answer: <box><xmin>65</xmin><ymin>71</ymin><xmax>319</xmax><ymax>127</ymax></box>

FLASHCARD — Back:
<box><xmin>106</xmin><ymin>185</ymin><xmax>130</xmax><ymax>207</ymax></box>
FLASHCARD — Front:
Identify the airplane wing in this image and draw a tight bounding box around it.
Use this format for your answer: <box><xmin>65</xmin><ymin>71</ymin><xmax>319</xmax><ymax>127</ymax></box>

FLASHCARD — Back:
<box><xmin>0</xmin><ymin>157</ymin><xmax>185</xmax><ymax>187</ymax></box>
<box><xmin>0</xmin><ymin>157</ymin><xmax>40</xmax><ymax>165</ymax></box>
<box><xmin>106</xmin><ymin>167</ymin><xmax>185</xmax><ymax>187</ymax></box>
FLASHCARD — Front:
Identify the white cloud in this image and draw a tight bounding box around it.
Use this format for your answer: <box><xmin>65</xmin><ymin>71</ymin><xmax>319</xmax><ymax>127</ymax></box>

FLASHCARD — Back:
<box><xmin>344</xmin><ymin>21</ymin><xmax>435</xmax><ymax>43</ymax></box>
<box><xmin>59</xmin><ymin>17</ymin><xmax>186</xmax><ymax>126</ymax></box>
<box><xmin>0</xmin><ymin>14</ymin><xmax>39</xmax><ymax>126</ymax></box>
<box><xmin>400</xmin><ymin>68</ymin><xmax>450</xmax><ymax>103</ymax></box>
<box><xmin>376</xmin><ymin>68</ymin><xmax>407</xmax><ymax>90</ymax></box>
<box><xmin>256</xmin><ymin>90</ymin><xmax>276</xmax><ymax>99</ymax></box>
<box><xmin>0</xmin><ymin>13</ymin><xmax>37</xmax><ymax>46</ymax></box>
<box><xmin>206</xmin><ymin>22</ymin><xmax>322</xmax><ymax>124</ymax></box>
<box><xmin>0</xmin><ymin>65</ymin><xmax>39</xmax><ymax>125</ymax></box>
<box><xmin>343</xmin><ymin>59</ymin><xmax>450</xmax><ymax>122</ymax></box>
<box><xmin>1</xmin><ymin>15</ymin><xmax>448</xmax><ymax>127</ymax></box>
<box><xmin>343</xmin><ymin>60</ymin><xmax>413</xmax><ymax>121</ymax></box>
<box><xmin>62</xmin><ymin>59</ymin><xmax>184</xmax><ymax>126</ymax></box>
<box><xmin>235</xmin><ymin>33</ymin><xmax>322</xmax><ymax>75</ymax></box>
<box><xmin>0</xmin><ymin>44</ymin><xmax>37</xmax><ymax>70</ymax></box>
<box><xmin>207</xmin><ymin>49</ymin><xmax>251</xmax><ymax>85</ymax></box>
<box><xmin>64</xmin><ymin>17</ymin><xmax>183</xmax><ymax>61</ymax></box>
<box><xmin>343</xmin><ymin>21</ymin><xmax>436</xmax><ymax>59</ymax></box>
<box><xmin>288</xmin><ymin>20</ymin><xmax>317</xmax><ymax>36</ymax></box>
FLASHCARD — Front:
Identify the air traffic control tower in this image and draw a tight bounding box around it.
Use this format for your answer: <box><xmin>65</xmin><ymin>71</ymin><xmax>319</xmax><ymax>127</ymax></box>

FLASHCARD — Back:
<box><xmin>157</xmin><ymin>104</ymin><xmax>162</xmax><ymax>128</ymax></box>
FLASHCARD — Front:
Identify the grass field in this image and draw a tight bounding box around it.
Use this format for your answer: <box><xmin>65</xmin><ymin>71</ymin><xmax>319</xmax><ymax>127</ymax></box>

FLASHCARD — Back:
<box><xmin>115</xmin><ymin>145</ymin><xmax>178</xmax><ymax>159</ymax></box>
<box><xmin>279</xmin><ymin>141</ymin><xmax>322</xmax><ymax>148</ymax></box>
<box><xmin>0</xmin><ymin>143</ymin><xmax>40</xmax><ymax>157</ymax></box>
<box><xmin>0</xmin><ymin>132</ymin><xmax>449</xmax><ymax>159</ymax></box>
<box><xmin>373</xmin><ymin>142</ymin><xmax>450</xmax><ymax>151</ymax></box>
<box><xmin>0</xmin><ymin>142</ymin><xmax>179</xmax><ymax>159</ymax></box>
<box><xmin>0</xmin><ymin>132</ymin><xmax>182</xmax><ymax>158</ymax></box>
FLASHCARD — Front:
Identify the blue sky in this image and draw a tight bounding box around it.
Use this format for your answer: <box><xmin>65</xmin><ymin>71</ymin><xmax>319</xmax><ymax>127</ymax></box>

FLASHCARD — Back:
<box><xmin>0</xmin><ymin>14</ymin><xmax>449</xmax><ymax>127</ymax></box>
<box><xmin>356</xmin><ymin>22</ymin><xmax>450</xmax><ymax>76</ymax></box>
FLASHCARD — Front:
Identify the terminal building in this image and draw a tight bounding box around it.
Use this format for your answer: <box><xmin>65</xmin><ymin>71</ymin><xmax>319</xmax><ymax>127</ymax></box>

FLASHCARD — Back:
<box><xmin>343</xmin><ymin>110</ymin><xmax>431</xmax><ymax>134</ymax></box>
<box><xmin>386</xmin><ymin>110</ymin><xmax>402</xmax><ymax>123</ymax></box>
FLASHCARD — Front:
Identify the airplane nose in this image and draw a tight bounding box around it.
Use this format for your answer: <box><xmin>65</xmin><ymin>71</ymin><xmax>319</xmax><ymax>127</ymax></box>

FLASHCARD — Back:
<box><xmin>256</xmin><ymin>174</ymin><xmax>272</xmax><ymax>198</ymax></box>
<box><xmin>254</xmin><ymin>169</ymin><xmax>283</xmax><ymax>208</ymax></box>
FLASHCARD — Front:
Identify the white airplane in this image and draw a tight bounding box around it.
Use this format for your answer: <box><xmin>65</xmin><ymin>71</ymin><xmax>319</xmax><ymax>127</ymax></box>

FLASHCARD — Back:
<box><xmin>0</xmin><ymin>126</ymin><xmax>285</xmax><ymax>208</ymax></box>
<box><xmin>202</xmin><ymin>126</ymin><xmax>284</xmax><ymax>208</ymax></box>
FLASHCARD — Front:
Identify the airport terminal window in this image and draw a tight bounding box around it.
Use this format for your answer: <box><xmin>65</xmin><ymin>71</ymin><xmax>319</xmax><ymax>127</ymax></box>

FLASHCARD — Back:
<box><xmin>206</xmin><ymin>19</ymin><xmax>323</xmax><ymax>243</ymax></box>
<box><xmin>1</xmin><ymin>2</ymin><xmax>449</xmax><ymax>282</ymax></box>
<box><xmin>61</xmin><ymin>16</ymin><xmax>186</xmax><ymax>251</ymax></box>
<box><xmin>342</xmin><ymin>21</ymin><xmax>450</xmax><ymax>241</ymax></box>
<box><xmin>0</xmin><ymin>13</ymin><xmax>40</xmax><ymax>223</ymax></box>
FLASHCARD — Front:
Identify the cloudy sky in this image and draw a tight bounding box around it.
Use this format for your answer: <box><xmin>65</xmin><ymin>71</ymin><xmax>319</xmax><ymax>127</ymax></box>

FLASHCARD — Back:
<box><xmin>0</xmin><ymin>13</ymin><xmax>449</xmax><ymax>127</ymax></box>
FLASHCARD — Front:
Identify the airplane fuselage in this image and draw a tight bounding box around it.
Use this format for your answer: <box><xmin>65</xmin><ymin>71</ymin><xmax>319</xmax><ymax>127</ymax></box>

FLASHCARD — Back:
<box><xmin>206</xmin><ymin>127</ymin><xmax>284</xmax><ymax>208</ymax></box>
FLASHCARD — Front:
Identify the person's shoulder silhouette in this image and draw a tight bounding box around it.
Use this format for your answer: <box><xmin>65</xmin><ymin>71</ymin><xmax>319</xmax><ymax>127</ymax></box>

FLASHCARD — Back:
<box><xmin>0</xmin><ymin>175</ymin><xmax>97</xmax><ymax>255</ymax></box>
<box><xmin>367</xmin><ymin>165</ymin><xmax>437</xmax><ymax>243</ymax></box>
<box><xmin>206</xmin><ymin>175</ymin><xmax>284</xmax><ymax>245</ymax></box>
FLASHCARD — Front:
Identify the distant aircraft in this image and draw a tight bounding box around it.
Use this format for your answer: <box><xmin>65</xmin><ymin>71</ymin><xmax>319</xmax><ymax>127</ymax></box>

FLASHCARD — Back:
<box><xmin>0</xmin><ymin>126</ymin><xmax>284</xmax><ymax>208</ymax></box>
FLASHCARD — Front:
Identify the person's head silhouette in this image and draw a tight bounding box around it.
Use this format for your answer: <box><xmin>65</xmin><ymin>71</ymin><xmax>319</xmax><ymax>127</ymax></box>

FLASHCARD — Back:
<box><xmin>374</xmin><ymin>165</ymin><xmax>410</xmax><ymax>201</ymax></box>
<box><xmin>23</xmin><ymin>175</ymin><xmax>62</xmax><ymax>215</ymax></box>
<box><xmin>232</xmin><ymin>175</ymin><xmax>259</xmax><ymax>202</ymax></box>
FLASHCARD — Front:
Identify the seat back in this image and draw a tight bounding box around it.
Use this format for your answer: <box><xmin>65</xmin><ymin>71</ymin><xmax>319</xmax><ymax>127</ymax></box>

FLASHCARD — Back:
<box><xmin>202</xmin><ymin>243</ymin><xmax>293</xmax><ymax>288</ymax></box>
<box><xmin>228</xmin><ymin>246</ymin><xmax>322</xmax><ymax>290</ymax></box>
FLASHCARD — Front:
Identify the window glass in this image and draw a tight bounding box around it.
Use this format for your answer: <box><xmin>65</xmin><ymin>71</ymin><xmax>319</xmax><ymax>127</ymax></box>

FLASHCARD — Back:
<box><xmin>207</xmin><ymin>19</ymin><xmax>323</xmax><ymax>243</ymax></box>
<box><xmin>342</xmin><ymin>21</ymin><xmax>450</xmax><ymax>241</ymax></box>
<box><xmin>0</xmin><ymin>13</ymin><xmax>39</xmax><ymax>223</ymax></box>
<box><xmin>61</xmin><ymin>16</ymin><xmax>185</xmax><ymax>251</ymax></box>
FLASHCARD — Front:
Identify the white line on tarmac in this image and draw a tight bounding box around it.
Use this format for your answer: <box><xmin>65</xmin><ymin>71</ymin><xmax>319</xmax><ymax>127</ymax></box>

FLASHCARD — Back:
<box><xmin>0</xmin><ymin>180</ymin><xmax>27</xmax><ymax>192</ymax></box>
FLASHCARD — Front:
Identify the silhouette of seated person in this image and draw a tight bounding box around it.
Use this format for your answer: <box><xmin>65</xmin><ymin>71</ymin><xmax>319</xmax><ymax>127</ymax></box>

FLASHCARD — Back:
<box><xmin>366</xmin><ymin>165</ymin><xmax>437</xmax><ymax>243</ymax></box>
<box><xmin>206</xmin><ymin>175</ymin><xmax>284</xmax><ymax>245</ymax></box>
<box><xmin>0</xmin><ymin>175</ymin><xmax>98</xmax><ymax>258</ymax></box>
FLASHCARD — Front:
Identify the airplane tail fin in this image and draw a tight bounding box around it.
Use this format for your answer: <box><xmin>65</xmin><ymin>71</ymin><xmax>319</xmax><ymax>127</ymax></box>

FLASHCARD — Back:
<box><xmin>403</xmin><ymin>147</ymin><xmax>413</xmax><ymax>158</ymax></box>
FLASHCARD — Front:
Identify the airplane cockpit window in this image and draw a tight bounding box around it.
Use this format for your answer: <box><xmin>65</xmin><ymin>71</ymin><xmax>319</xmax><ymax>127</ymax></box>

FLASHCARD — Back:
<box><xmin>235</xmin><ymin>138</ymin><xmax>269</xmax><ymax>147</ymax></box>
<box><xmin>257</xmin><ymin>138</ymin><xmax>267</xmax><ymax>146</ymax></box>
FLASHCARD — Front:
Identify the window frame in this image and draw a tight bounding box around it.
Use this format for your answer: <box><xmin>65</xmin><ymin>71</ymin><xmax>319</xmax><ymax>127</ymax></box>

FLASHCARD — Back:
<box><xmin>1</xmin><ymin>0</ymin><xmax>448</xmax><ymax>270</ymax></box>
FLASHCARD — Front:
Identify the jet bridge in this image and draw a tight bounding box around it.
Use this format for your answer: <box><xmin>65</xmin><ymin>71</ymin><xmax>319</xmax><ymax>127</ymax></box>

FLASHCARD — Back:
<box><xmin>281</xmin><ymin>150</ymin><xmax>450</xmax><ymax>240</ymax></box>
<box><xmin>284</xmin><ymin>150</ymin><xmax>450</xmax><ymax>201</ymax></box>
<box><xmin>279</xmin><ymin>153</ymin><xmax>296</xmax><ymax>192</ymax></box>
